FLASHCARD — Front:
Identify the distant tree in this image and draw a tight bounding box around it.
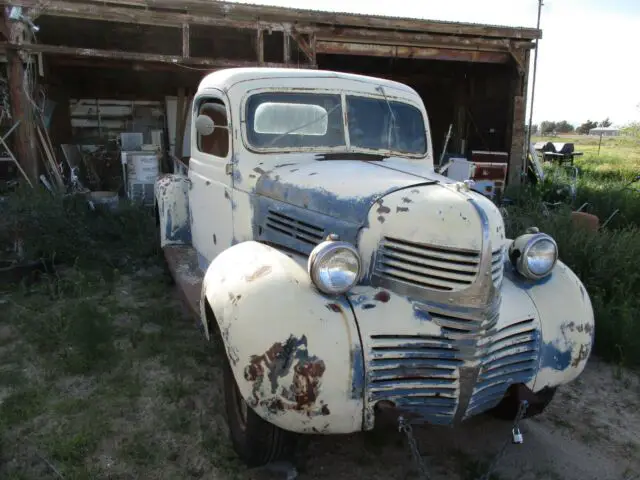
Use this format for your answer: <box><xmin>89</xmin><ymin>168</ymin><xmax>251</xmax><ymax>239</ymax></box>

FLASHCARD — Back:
<box><xmin>622</xmin><ymin>121</ymin><xmax>640</xmax><ymax>138</ymax></box>
<box><xmin>555</xmin><ymin>121</ymin><xmax>574</xmax><ymax>134</ymax></box>
<box><xmin>577</xmin><ymin>120</ymin><xmax>598</xmax><ymax>135</ymax></box>
<box><xmin>599</xmin><ymin>117</ymin><xmax>612</xmax><ymax>128</ymax></box>
<box><xmin>540</xmin><ymin>121</ymin><xmax>556</xmax><ymax>135</ymax></box>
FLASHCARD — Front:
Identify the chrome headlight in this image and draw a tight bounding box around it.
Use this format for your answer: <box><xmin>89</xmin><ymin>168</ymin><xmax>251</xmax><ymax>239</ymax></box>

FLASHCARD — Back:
<box><xmin>509</xmin><ymin>230</ymin><xmax>558</xmax><ymax>280</ymax></box>
<box><xmin>308</xmin><ymin>237</ymin><xmax>361</xmax><ymax>295</ymax></box>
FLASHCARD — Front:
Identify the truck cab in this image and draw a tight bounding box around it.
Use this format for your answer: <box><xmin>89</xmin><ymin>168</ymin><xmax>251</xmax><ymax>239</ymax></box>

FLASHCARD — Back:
<box><xmin>154</xmin><ymin>67</ymin><xmax>594</xmax><ymax>467</ymax></box>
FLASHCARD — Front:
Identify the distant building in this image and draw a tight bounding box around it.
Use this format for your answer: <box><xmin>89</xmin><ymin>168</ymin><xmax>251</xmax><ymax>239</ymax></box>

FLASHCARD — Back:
<box><xmin>589</xmin><ymin>127</ymin><xmax>620</xmax><ymax>137</ymax></box>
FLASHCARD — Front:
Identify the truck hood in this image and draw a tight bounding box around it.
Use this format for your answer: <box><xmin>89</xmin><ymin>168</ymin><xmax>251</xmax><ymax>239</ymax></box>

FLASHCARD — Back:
<box><xmin>254</xmin><ymin>159</ymin><xmax>442</xmax><ymax>226</ymax></box>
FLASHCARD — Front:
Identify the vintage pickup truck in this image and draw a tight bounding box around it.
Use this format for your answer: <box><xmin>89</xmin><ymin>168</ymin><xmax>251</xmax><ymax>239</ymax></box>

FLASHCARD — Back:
<box><xmin>155</xmin><ymin>67</ymin><xmax>594</xmax><ymax>467</ymax></box>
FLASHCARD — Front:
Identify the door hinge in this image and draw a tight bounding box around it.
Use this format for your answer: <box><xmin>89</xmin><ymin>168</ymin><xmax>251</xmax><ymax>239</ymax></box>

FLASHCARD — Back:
<box><xmin>225</xmin><ymin>163</ymin><xmax>233</xmax><ymax>175</ymax></box>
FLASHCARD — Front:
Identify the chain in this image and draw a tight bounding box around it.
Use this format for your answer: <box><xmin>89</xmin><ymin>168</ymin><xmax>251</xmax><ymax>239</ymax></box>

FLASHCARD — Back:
<box><xmin>398</xmin><ymin>416</ymin><xmax>432</xmax><ymax>479</ymax></box>
<box><xmin>398</xmin><ymin>400</ymin><xmax>529</xmax><ymax>480</ymax></box>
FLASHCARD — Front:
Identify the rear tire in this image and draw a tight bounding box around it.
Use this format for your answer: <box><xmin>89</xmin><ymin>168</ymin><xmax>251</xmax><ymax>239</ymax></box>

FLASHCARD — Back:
<box><xmin>222</xmin><ymin>354</ymin><xmax>299</xmax><ymax>467</ymax></box>
<box><xmin>489</xmin><ymin>386</ymin><xmax>557</xmax><ymax>420</ymax></box>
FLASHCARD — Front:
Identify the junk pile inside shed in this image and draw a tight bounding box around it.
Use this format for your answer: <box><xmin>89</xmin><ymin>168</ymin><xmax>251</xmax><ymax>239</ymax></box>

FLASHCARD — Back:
<box><xmin>0</xmin><ymin>0</ymin><xmax>540</xmax><ymax>204</ymax></box>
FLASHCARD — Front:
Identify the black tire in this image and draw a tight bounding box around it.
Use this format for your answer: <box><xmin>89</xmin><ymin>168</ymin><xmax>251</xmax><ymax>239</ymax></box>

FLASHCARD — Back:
<box><xmin>222</xmin><ymin>354</ymin><xmax>299</xmax><ymax>467</ymax></box>
<box><xmin>489</xmin><ymin>386</ymin><xmax>557</xmax><ymax>421</ymax></box>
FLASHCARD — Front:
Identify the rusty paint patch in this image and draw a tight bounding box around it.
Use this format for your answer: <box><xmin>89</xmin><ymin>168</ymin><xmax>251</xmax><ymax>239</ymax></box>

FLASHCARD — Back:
<box><xmin>376</xmin><ymin>204</ymin><xmax>391</xmax><ymax>215</ymax></box>
<box><xmin>309</xmin><ymin>172</ymin><xmax>318</xmax><ymax>176</ymax></box>
<box><xmin>254</xmin><ymin>166</ymin><xmax>267</xmax><ymax>175</ymax></box>
<box><xmin>571</xmin><ymin>343</ymin><xmax>590</xmax><ymax>368</ymax></box>
<box><xmin>244</xmin><ymin>334</ymin><xmax>329</xmax><ymax>416</ymax></box>
<box><xmin>374</xmin><ymin>291</ymin><xmax>391</xmax><ymax>303</ymax></box>
<box><xmin>377</xmin><ymin>215</ymin><xmax>385</xmax><ymax>223</ymax></box>
<box><xmin>396</xmin><ymin>206</ymin><xmax>409</xmax><ymax>213</ymax></box>
<box><xmin>245</xmin><ymin>265</ymin><xmax>272</xmax><ymax>282</ymax></box>
<box><xmin>362</xmin><ymin>303</ymin><xmax>376</xmax><ymax>310</ymax></box>
<box><xmin>325</xmin><ymin>303</ymin><xmax>342</xmax><ymax>312</ymax></box>
<box><xmin>402</xmin><ymin>196</ymin><xmax>413</xmax><ymax>203</ymax></box>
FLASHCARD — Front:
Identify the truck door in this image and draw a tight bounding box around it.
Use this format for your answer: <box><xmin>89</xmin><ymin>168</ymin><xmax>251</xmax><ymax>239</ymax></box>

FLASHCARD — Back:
<box><xmin>188</xmin><ymin>91</ymin><xmax>234</xmax><ymax>269</ymax></box>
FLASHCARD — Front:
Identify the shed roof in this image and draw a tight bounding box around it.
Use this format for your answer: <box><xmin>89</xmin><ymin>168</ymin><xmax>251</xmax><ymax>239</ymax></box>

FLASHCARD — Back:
<box><xmin>211</xmin><ymin>1</ymin><xmax>542</xmax><ymax>39</ymax></box>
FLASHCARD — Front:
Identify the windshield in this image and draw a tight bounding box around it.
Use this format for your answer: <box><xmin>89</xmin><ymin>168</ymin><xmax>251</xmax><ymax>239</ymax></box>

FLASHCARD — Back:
<box><xmin>246</xmin><ymin>92</ymin><xmax>345</xmax><ymax>149</ymax></box>
<box><xmin>245</xmin><ymin>90</ymin><xmax>428</xmax><ymax>157</ymax></box>
<box><xmin>346</xmin><ymin>95</ymin><xmax>427</xmax><ymax>155</ymax></box>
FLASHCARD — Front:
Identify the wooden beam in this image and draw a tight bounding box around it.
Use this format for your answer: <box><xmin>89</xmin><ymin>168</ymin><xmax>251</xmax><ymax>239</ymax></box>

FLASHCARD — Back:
<box><xmin>0</xmin><ymin>42</ymin><xmax>310</xmax><ymax>69</ymax></box>
<box><xmin>182</xmin><ymin>23</ymin><xmax>190</xmax><ymax>58</ymax></box>
<box><xmin>314</xmin><ymin>27</ymin><xmax>535</xmax><ymax>52</ymax></box>
<box><xmin>290</xmin><ymin>28</ymin><xmax>315</xmax><ymax>64</ymax></box>
<box><xmin>315</xmin><ymin>41</ymin><xmax>510</xmax><ymax>64</ymax></box>
<box><xmin>10</xmin><ymin>0</ymin><xmax>315</xmax><ymax>31</ymax></box>
<box><xmin>20</xmin><ymin>0</ymin><xmax>541</xmax><ymax>40</ymax></box>
<box><xmin>2</xmin><ymin>15</ymin><xmax>40</xmax><ymax>185</ymax></box>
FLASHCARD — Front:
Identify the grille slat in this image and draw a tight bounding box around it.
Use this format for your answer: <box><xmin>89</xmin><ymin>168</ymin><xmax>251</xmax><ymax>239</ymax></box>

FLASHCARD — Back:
<box><xmin>368</xmin><ymin>334</ymin><xmax>461</xmax><ymax>421</ymax></box>
<box><xmin>265</xmin><ymin>210</ymin><xmax>325</xmax><ymax>246</ymax></box>
<box><xmin>464</xmin><ymin>318</ymin><xmax>539</xmax><ymax>418</ymax></box>
<box><xmin>376</xmin><ymin>237</ymin><xmax>505</xmax><ymax>292</ymax></box>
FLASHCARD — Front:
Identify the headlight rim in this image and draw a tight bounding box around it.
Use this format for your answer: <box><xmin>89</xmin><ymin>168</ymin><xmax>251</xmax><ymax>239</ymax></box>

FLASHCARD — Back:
<box><xmin>307</xmin><ymin>239</ymin><xmax>362</xmax><ymax>295</ymax></box>
<box><xmin>516</xmin><ymin>232</ymin><xmax>559</xmax><ymax>280</ymax></box>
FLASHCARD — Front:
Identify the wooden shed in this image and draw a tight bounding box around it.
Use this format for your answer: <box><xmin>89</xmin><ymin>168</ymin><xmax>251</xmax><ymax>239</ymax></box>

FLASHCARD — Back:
<box><xmin>0</xmin><ymin>0</ymin><xmax>540</xmax><ymax>187</ymax></box>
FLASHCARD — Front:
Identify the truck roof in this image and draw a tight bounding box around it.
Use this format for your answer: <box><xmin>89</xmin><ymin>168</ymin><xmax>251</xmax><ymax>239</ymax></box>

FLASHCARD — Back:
<box><xmin>197</xmin><ymin>67</ymin><xmax>417</xmax><ymax>95</ymax></box>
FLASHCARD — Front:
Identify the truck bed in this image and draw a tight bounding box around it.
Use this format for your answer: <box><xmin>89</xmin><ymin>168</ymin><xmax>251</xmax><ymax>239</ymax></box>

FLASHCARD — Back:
<box><xmin>163</xmin><ymin>245</ymin><xmax>203</xmax><ymax>319</ymax></box>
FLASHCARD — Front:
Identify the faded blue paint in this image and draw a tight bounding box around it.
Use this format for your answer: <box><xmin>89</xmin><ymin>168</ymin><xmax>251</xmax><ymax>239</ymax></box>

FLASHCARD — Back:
<box><xmin>164</xmin><ymin>206</ymin><xmax>192</xmax><ymax>244</ymax></box>
<box><xmin>253</xmin><ymin>160</ymin><xmax>437</xmax><ymax>226</ymax></box>
<box><xmin>540</xmin><ymin>341</ymin><xmax>572</xmax><ymax>371</ymax></box>
<box><xmin>350</xmin><ymin>346</ymin><xmax>365</xmax><ymax>400</ymax></box>
<box><xmin>252</xmin><ymin>195</ymin><xmax>360</xmax><ymax>255</ymax></box>
<box><xmin>503</xmin><ymin>262</ymin><xmax>554</xmax><ymax>290</ymax></box>
<box><xmin>346</xmin><ymin>293</ymin><xmax>370</xmax><ymax>308</ymax></box>
<box><xmin>413</xmin><ymin>305</ymin><xmax>432</xmax><ymax>322</ymax></box>
<box><xmin>197</xmin><ymin>251</ymin><xmax>209</xmax><ymax>272</ymax></box>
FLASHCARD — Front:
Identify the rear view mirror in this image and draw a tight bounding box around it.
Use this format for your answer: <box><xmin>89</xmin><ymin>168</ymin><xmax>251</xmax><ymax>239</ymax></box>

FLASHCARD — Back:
<box><xmin>195</xmin><ymin>114</ymin><xmax>215</xmax><ymax>136</ymax></box>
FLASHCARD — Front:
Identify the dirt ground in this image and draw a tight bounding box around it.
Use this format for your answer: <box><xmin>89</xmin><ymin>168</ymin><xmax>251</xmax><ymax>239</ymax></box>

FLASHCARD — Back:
<box><xmin>1</xmin><ymin>266</ymin><xmax>639</xmax><ymax>480</ymax></box>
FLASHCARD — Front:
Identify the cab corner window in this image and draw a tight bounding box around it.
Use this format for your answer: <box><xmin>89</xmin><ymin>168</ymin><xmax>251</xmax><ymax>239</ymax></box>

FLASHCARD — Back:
<box><xmin>196</xmin><ymin>99</ymin><xmax>229</xmax><ymax>158</ymax></box>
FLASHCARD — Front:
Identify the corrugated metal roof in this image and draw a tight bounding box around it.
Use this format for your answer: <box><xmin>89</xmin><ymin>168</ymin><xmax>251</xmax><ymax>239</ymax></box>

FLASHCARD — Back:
<box><xmin>220</xmin><ymin>0</ymin><xmax>539</xmax><ymax>36</ymax></box>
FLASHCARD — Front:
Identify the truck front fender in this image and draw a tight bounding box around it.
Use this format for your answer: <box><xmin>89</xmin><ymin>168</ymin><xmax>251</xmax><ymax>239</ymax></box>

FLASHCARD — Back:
<box><xmin>505</xmin><ymin>259</ymin><xmax>595</xmax><ymax>392</ymax></box>
<box><xmin>201</xmin><ymin>241</ymin><xmax>364</xmax><ymax>434</ymax></box>
<box><xmin>155</xmin><ymin>174</ymin><xmax>191</xmax><ymax>247</ymax></box>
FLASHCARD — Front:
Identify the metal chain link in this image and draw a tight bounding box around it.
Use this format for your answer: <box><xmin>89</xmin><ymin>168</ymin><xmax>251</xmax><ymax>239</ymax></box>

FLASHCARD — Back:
<box><xmin>398</xmin><ymin>400</ymin><xmax>529</xmax><ymax>480</ymax></box>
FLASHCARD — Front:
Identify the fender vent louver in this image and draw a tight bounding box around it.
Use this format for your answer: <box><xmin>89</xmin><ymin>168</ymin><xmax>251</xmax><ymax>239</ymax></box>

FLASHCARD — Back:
<box><xmin>265</xmin><ymin>210</ymin><xmax>325</xmax><ymax>246</ymax></box>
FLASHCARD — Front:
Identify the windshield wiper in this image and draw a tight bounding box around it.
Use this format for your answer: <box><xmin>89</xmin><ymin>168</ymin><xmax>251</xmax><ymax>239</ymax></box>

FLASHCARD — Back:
<box><xmin>314</xmin><ymin>152</ymin><xmax>388</xmax><ymax>161</ymax></box>
<box><xmin>375</xmin><ymin>85</ymin><xmax>397</xmax><ymax>151</ymax></box>
<box><xmin>265</xmin><ymin>103</ymin><xmax>342</xmax><ymax>147</ymax></box>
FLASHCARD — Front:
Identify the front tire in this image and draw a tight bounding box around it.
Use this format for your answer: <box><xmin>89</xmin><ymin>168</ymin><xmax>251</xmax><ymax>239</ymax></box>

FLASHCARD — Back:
<box><xmin>489</xmin><ymin>385</ymin><xmax>557</xmax><ymax>420</ymax></box>
<box><xmin>222</xmin><ymin>354</ymin><xmax>299</xmax><ymax>467</ymax></box>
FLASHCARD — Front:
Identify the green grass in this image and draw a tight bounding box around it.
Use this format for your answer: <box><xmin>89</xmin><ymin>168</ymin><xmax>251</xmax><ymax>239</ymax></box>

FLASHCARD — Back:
<box><xmin>515</xmin><ymin>134</ymin><xmax>640</xmax><ymax>365</ymax></box>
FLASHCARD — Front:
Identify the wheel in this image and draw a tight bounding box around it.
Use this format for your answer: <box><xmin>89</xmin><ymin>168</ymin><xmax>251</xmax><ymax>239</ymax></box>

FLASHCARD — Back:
<box><xmin>222</xmin><ymin>353</ymin><xmax>299</xmax><ymax>467</ymax></box>
<box><xmin>489</xmin><ymin>385</ymin><xmax>557</xmax><ymax>421</ymax></box>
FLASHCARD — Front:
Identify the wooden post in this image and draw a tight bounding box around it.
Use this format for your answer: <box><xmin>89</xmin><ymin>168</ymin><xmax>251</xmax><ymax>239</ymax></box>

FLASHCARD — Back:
<box><xmin>182</xmin><ymin>23</ymin><xmax>190</xmax><ymax>58</ymax></box>
<box><xmin>256</xmin><ymin>29</ymin><xmax>264</xmax><ymax>65</ymax></box>
<box><xmin>3</xmin><ymin>12</ymin><xmax>39</xmax><ymax>185</ymax></box>
<box><xmin>283</xmin><ymin>31</ymin><xmax>291</xmax><ymax>64</ymax></box>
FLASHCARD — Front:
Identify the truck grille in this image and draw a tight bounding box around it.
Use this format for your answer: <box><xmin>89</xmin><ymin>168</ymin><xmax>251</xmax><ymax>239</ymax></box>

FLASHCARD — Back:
<box><xmin>375</xmin><ymin>237</ymin><xmax>504</xmax><ymax>292</ymax></box>
<box><xmin>265</xmin><ymin>210</ymin><xmax>325</xmax><ymax>246</ymax></box>
<box><xmin>367</xmin><ymin>334</ymin><xmax>462</xmax><ymax>424</ymax></box>
<box><xmin>465</xmin><ymin>318</ymin><xmax>539</xmax><ymax>418</ymax></box>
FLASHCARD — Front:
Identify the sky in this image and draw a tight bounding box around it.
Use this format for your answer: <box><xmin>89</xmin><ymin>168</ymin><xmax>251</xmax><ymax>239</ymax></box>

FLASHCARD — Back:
<box><xmin>228</xmin><ymin>0</ymin><xmax>640</xmax><ymax>128</ymax></box>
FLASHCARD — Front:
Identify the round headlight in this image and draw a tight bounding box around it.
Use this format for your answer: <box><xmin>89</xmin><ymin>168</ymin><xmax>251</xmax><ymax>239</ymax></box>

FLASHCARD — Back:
<box><xmin>511</xmin><ymin>232</ymin><xmax>558</xmax><ymax>280</ymax></box>
<box><xmin>308</xmin><ymin>239</ymin><xmax>361</xmax><ymax>295</ymax></box>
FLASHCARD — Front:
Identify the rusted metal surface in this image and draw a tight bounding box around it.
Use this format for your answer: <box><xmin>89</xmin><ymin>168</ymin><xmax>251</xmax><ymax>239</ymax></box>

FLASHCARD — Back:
<box><xmin>315</xmin><ymin>40</ymin><xmax>510</xmax><ymax>63</ymax></box>
<box><xmin>155</xmin><ymin>68</ymin><xmax>593</xmax><ymax>437</ymax></box>
<box><xmin>201</xmin><ymin>240</ymin><xmax>363</xmax><ymax>432</ymax></box>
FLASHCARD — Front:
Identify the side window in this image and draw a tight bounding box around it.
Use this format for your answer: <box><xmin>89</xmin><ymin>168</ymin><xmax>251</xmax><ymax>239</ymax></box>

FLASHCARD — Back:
<box><xmin>196</xmin><ymin>99</ymin><xmax>230</xmax><ymax>158</ymax></box>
